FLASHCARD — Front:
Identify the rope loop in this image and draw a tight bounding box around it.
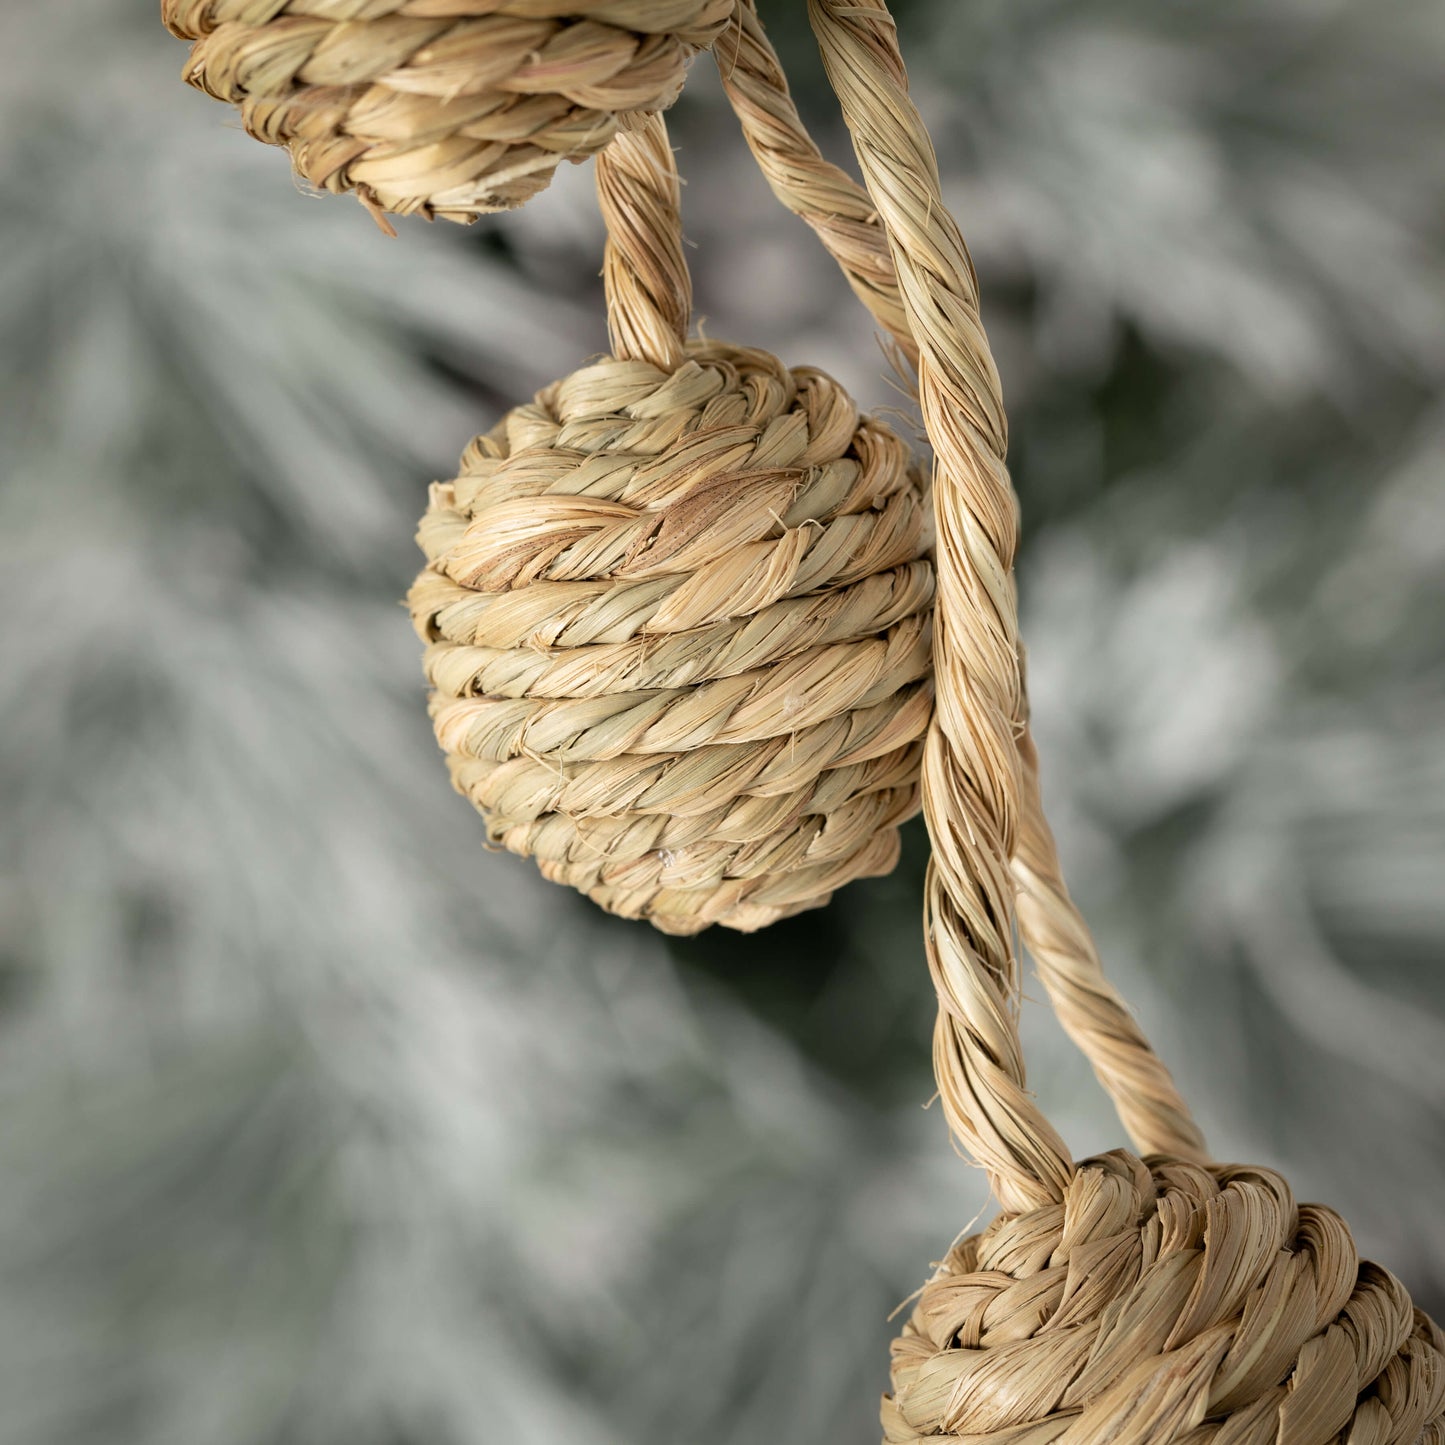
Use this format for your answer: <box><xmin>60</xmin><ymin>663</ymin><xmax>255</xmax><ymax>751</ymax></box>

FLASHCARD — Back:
<box><xmin>409</xmin><ymin>102</ymin><xmax>938</xmax><ymax>934</ymax></box>
<box><xmin>811</xmin><ymin>0</ymin><xmax>1067</xmax><ymax>1215</ymax></box>
<box><xmin>715</xmin><ymin>0</ymin><xmax>1206</xmax><ymax>1170</ymax></box>
<box><xmin>714</xmin><ymin>1</ymin><xmax>917</xmax><ymax>371</ymax></box>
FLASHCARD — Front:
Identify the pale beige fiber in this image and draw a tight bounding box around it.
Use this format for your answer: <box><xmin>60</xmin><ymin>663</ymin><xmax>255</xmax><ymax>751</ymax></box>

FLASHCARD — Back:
<box><xmin>161</xmin><ymin>0</ymin><xmax>732</xmax><ymax>222</ymax></box>
<box><xmin>408</xmin><ymin>109</ymin><xmax>937</xmax><ymax>933</ymax></box>
<box><xmin>714</xmin><ymin>0</ymin><xmax>1205</xmax><ymax>1168</ymax></box>
<box><xmin>807</xmin><ymin>1</ymin><xmax>1445</xmax><ymax>1441</ymax></box>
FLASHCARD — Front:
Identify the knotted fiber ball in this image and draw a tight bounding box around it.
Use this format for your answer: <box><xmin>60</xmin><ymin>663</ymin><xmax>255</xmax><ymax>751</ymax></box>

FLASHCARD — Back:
<box><xmin>884</xmin><ymin>1151</ymin><xmax>1445</xmax><ymax>1445</ymax></box>
<box><xmin>161</xmin><ymin>0</ymin><xmax>734</xmax><ymax>221</ymax></box>
<box><xmin>407</xmin><ymin>338</ymin><xmax>935</xmax><ymax>934</ymax></box>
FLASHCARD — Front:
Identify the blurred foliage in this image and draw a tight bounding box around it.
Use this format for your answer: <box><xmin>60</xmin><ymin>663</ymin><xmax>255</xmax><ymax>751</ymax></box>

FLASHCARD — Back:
<box><xmin>1</xmin><ymin>2</ymin><xmax>1442</xmax><ymax>1443</ymax></box>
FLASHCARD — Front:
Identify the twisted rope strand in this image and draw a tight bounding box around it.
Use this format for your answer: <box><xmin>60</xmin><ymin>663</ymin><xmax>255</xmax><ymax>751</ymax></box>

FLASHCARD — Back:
<box><xmin>713</xmin><ymin>0</ymin><xmax>916</xmax><ymax>370</ymax></box>
<box><xmin>719</xmin><ymin>0</ymin><xmax>1204</xmax><ymax>1165</ymax></box>
<box><xmin>809</xmin><ymin>12</ymin><xmax>1443</xmax><ymax>1445</ymax></box>
<box><xmin>1014</xmin><ymin>730</ymin><xmax>1208</xmax><ymax>1161</ymax></box>
<box><xmin>810</xmin><ymin>0</ymin><xmax>1071</xmax><ymax>1213</ymax></box>
<box><xmin>595</xmin><ymin>110</ymin><xmax>691</xmax><ymax>370</ymax></box>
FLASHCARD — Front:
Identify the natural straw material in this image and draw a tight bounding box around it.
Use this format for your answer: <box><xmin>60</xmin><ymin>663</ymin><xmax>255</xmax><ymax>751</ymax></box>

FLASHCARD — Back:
<box><xmin>161</xmin><ymin>0</ymin><xmax>732</xmax><ymax>223</ymax></box>
<box><xmin>809</xmin><ymin>0</ymin><xmax>1445</xmax><ymax>1440</ymax></box>
<box><xmin>886</xmin><ymin>1153</ymin><xmax>1445</xmax><ymax>1445</ymax></box>
<box><xmin>408</xmin><ymin>112</ymin><xmax>935</xmax><ymax>934</ymax></box>
<box><xmin>715</xmin><ymin>0</ymin><xmax>1205</xmax><ymax>1169</ymax></box>
<box><xmin>714</xmin><ymin>0</ymin><xmax>916</xmax><ymax>373</ymax></box>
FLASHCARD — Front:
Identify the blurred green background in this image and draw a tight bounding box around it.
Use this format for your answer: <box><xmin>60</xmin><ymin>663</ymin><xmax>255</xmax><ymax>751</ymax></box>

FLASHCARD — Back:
<box><xmin>1</xmin><ymin>2</ymin><xmax>1442</xmax><ymax>1442</ymax></box>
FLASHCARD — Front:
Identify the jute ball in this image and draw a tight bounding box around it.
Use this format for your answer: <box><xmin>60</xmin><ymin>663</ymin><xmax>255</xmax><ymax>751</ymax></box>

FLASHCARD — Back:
<box><xmin>408</xmin><ymin>338</ymin><xmax>935</xmax><ymax>934</ymax></box>
<box><xmin>161</xmin><ymin>1</ymin><xmax>734</xmax><ymax>221</ymax></box>
<box><xmin>885</xmin><ymin>1151</ymin><xmax>1445</xmax><ymax>1445</ymax></box>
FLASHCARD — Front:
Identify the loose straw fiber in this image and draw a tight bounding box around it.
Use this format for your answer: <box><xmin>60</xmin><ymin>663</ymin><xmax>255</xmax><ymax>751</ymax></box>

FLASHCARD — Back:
<box><xmin>806</xmin><ymin>1</ymin><xmax>1445</xmax><ymax>1441</ymax></box>
<box><xmin>408</xmin><ymin>112</ymin><xmax>935</xmax><ymax>934</ymax></box>
<box><xmin>161</xmin><ymin>0</ymin><xmax>732</xmax><ymax>221</ymax></box>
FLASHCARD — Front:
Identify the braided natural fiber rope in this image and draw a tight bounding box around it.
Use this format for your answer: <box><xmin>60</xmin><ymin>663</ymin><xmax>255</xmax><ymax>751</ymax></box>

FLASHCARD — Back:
<box><xmin>159</xmin><ymin>1</ymin><xmax>1444</xmax><ymax>1433</ymax></box>
<box><xmin>713</xmin><ymin>1</ymin><xmax>916</xmax><ymax>373</ymax></box>
<box><xmin>887</xmin><ymin>1153</ymin><xmax>1444</xmax><ymax>1445</ymax></box>
<box><xmin>408</xmin><ymin>109</ymin><xmax>936</xmax><ymax>933</ymax></box>
<box><xmin>808</xmin><ymin>0</ymin><xmax>1445</xmax><ymax>1439</ymax></box>
<box><xmin>715</xmin><ymin>0</ymin><xmax>1206</xmax><ymax>1169</ymax></box>
<box><xmin>161</xmin><ymin>0</ymin><xmax>732</xmax><ymax>223</ymax></box>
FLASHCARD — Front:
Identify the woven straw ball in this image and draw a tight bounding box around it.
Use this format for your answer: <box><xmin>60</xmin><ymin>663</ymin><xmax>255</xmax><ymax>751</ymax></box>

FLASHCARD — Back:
<box><xmin>161</xmin><ymin>0</ymin><xmax>734</xmax><ymax>220</ymax></box>
<box><xmin>408</xmin><ymin>339</ymin><xmax>935</xmax><ymax>934</ymax></box>
<box><xmin>886</xmin><ymin>1151</ymin><xmax>1445</xmax><ymax>1445</ymax></box>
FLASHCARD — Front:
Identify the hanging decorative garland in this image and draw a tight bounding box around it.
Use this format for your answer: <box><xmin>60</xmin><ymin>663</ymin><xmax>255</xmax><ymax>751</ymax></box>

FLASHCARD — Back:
<box><xmin>163</xmin><ymin>2</ymin><xmax>1445</xmax><ymax>1441</ymax></box>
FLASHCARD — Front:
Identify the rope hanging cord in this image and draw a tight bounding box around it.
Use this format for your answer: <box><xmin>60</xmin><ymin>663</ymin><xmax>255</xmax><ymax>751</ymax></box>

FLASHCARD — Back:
<box><xmin>714</xmin><ymin>0</ymin><xmax>1205</xmax><ymax>1170</ymax></box>
<box><xmin>808</xmin><ymin>2</ymin><xmax>1445</xmax><ymax>1441</ymax></box>
<box><xmin>408</xmin><ymin>108</ymin><xmax>938</xmax><ymax>935</ymax></box>
<box><xmin>161</xmin><ymin>0</ymin><xmax>733</xmax><ymax>222</ymax></box>
<box><xmin>712</xmin><ymin>0</ymin><xmax>916</xmax><ymax>373</ymax></box>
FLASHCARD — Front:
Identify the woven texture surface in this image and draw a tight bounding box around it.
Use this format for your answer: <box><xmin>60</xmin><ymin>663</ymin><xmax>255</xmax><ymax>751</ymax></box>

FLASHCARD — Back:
<box><xmin>884</xmin><ymin>1152</ymin><xmax>1445</xmax><ymax>1445</ymax></box>
<box><xmin>408</xmin><ymin>338</ymin><xmax>935</xmax><ymax>934</ymax></box>
<box><xmin>161</xmin><ymin>0</ymin><xmax>732</xmax><ymax>220</ymax></box>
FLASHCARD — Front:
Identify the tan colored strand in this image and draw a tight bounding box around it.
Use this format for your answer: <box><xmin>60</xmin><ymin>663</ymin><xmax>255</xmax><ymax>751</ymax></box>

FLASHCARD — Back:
<box><xmin>1014</xmin><ymin>729</ymin><xmax>1208</xmax><ymax>1163</ymax></box>
<box><xmin>716</xmin><ymin>0</ymin><xmax>1203</xmax><ymax>1166</ymax></box>
<box><xmin>595</xmin><ymin>110</ymin><xmax>691</xmax><ymax>370</ymax></box>
<box><xmin>809</xmin><ymin>6</ymin><xmax>1443</xmax><ymax>1444</ymax></box>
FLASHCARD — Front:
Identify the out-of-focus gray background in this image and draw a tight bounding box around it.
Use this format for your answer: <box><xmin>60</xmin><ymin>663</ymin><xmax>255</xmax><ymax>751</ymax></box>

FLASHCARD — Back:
<box><xmin>2</xmin><ymin>2</ymin><xmax>1442</xmax><ymax>1441</ymax></box>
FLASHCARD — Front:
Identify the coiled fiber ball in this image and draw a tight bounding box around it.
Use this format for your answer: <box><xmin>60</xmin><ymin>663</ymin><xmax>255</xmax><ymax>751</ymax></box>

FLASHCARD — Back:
<box><xmin>161</xmin><ymin>1</ymin><xmax>734</xmax><ymax>220</ymax></box>
<box><xmin>885</xmin><ymin>1151</ymin><xmax>1445</xmax><ymax>1445</ymax></box>
<box><xmin>408</xmin><ymin>339</ymin><xmax>935</xmax><ymax>934</ymax></box>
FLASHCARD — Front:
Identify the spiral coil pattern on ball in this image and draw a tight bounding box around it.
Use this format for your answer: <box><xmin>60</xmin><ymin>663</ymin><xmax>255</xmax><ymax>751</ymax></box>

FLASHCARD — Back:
<box><xmin>161</xmin><ymin>0</ymin><xmax>733</xmax><ymax>220</ymax></box>
<box><xmin>885</xmin><ymin>1152</ymin><xmax>1445</xmax><ymax>1445</ymax></box>
<box><xmin>408</xmin><ymin>339</ymin><xmax>935</xmax><ymax>933</ymax></box>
